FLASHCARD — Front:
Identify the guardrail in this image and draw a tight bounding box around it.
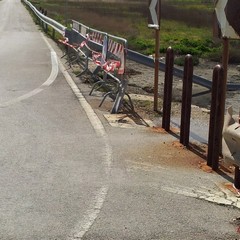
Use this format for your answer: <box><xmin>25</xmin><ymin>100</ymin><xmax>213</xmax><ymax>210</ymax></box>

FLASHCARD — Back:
<box><xmin>23</xmin><ymin>0</ymin><xmax>66</xmax><ymax>35</ymax></box>
<box><xmin>127</xmin><ymin>49</ymin><xmax>240</xmax><ymax>91</ymax></box>
<box><xmin>22</xmin><ymin>1</ymin><xmax>131</xmax><ymax>113</ymax></box>
<box><xmin>66</xmin><ymin>20</ymin><xmax>130</xmax><ymax>113</ymax></box>
<box><xmin>23</xmin><ymin>0</ymin><xmax>240</xmax><ymax>93</ymax></box>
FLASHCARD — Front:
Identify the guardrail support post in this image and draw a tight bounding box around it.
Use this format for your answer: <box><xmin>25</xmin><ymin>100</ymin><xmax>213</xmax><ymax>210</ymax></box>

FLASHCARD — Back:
<box><xmin>52</xmin><ymin>29</ymin><xmax>55</xmax><ymax>39</ymax></box>
<box><xmin>45</xmin><ymin>23</ymin><xmax>48</xmax><ymax>33</ymax></box>
<box><xmin>207</xmin><ymin>65</ymin><xmax>224</xmax><ymax>170</ymax></box>
<box><xmin>180</xmin><ymin>54</ymin><xmax>193</xmax><ymax>147</ymax></box>
<box><xmin>162</xmin><ymin>47</ymin><xmax>174</xmax><ymax>131</ymax></box>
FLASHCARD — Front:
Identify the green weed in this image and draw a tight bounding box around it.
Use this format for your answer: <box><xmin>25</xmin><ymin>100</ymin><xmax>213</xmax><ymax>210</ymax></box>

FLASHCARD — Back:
<box><xmin>30</xmin><ymin>0</ymin><xmax>240</xmax><ymax>64</ymax></box>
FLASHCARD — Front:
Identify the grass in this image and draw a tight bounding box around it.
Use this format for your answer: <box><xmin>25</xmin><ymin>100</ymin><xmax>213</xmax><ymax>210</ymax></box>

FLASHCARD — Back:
<box><xmin>29</xmin><ymin>0</ymin><xmax>240</xmax><ymax>64</ymax></box>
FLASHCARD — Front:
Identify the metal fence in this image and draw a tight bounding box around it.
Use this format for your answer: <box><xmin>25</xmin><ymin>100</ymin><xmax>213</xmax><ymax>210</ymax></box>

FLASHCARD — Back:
<box><xmin>23</xmin><ymin>0</ymin><xmax>66</xmax><ymax>35</ymax></box>
<box><xmin>23</xmin><ymin>1</ymin><xmax>130</xmax><ymax>113</ymax></box>
<box><xmin>69</xmin><ymin>20</ymin><xmax>130</xmax><ymax>113</ymax></box>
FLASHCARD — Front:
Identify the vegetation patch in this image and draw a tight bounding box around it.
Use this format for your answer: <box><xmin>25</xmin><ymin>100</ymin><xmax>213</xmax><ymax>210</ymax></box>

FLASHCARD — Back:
<box><xmin>30</xmin><ymin>0</ymin><xmax>240</xmax><ymax>64</ymax></box>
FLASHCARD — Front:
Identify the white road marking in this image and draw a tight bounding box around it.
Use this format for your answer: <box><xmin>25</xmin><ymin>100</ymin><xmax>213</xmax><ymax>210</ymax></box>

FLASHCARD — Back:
<box><xmin>57</xmin><ymin>44</ymin><xmax>112</xmax><ymax>239</ymax></box>
<box><xmin>0</xmin><ymin>50</ymin><xmax>58</xmax><ymax>107</ymax></box>
<box><xmin>1</xmin><ymin>29</ymin><xmax>111</xmax><ymax>238</ymax></box>
<box><xmin>161</xmin><ymin>184</ymin><xmax>240</xmax><ymax>208</ymax></box>
<box><xmin>67</xmin><ymin>186</ymin><xmax>108</xmax><ymax>240</ymax></box>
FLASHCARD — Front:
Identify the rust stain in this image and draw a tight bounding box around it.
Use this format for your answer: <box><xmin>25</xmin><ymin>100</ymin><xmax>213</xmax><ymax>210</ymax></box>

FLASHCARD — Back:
<box><xmin>198</xmin><ymin>161</ymin><xmax>213</xmax><ymax>173</ymax></box>
<box><xmin>151</xmin><ymin>126</ymin><xmax>168</xmax><ymax>134</ymax></box>
<box><xmin>150</xmin><ymin>126</ymin><xmax>180</xmax><ymax>134</ymax></box>
<box><xmin>224</xmin><ymin>182</ymin><xmax>240</xmax><ymax>196</ymax></box>
<box><xmin>172</xmin><ymin>141</ymin><xmax>185</xmax><ymax>149</ymax></box>
<box><xmin>219</xmin><ymin>162</ymin><xmax>235</xmax><ymax>174</ymax></box>
<box><xmin>170</xmin><ymin>127</ymin><xmax>180</xmax><ymax>134</ymax></box>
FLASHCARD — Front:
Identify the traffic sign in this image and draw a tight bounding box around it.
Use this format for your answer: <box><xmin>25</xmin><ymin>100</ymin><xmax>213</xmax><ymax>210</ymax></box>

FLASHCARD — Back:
<box><xmin>148</xmin><ymin>0</ymin><xmax>161</xmax><ymax>29</ymax></box>
<box><xmin>215</xmin><ymin>0</ymin><xmax>240</xmax><ymax>39</ymax></box>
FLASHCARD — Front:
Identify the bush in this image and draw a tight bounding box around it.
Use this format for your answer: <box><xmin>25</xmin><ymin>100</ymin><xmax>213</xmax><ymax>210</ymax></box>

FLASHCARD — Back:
<box><xmin>174</xmin><ymin>55</ymin><xmax>200</xmax><ymax>66</ymax></box>
<box><xmin>172</xmin><ymin>38</ymin><xmax>216</xmax><ymax>57</ymax></box>
<box><xmin>229</xmin><ymin>47</ymin><xmax>240</xmax><ymax>64</ymax></box>
<box><xmin>128</xmin><ymin>37</ymin><xmax>155</xmax><ymax>55</ymax></box>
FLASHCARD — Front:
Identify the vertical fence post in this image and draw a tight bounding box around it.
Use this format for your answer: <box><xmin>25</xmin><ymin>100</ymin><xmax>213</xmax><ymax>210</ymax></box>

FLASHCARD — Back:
<box><xmin>52</xmin><ymin>29</ymin><xmax>55</xmax><ymax>39</ymax></box>
<box><xmin>234</xmin><ymin>167</ymin><xmax>240</xmax><ymax>189</ymax></box>
<box><xmin>207</xmin><ymin>65</ymin><xmax>224</xmax><ymax>170</ymax></box>
<box><xmin>180</xmin><ymin>54</ymin><xmax>193</xmax><ymax>147</ymax></box>
<box><xmin>162</xmin><ymin>47</ymin><xmax>174</xmax><ymax>131</ymax></box>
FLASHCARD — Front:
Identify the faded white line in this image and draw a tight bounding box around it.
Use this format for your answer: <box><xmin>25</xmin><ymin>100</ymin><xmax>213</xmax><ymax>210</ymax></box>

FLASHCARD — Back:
<box><xmin>0</xmin><ymin>50</ymin><xmax>58</xmax><ymax>107</ymax></box>
<box><xmin>58</xmin><ymin>53</ymin><xmax>112</xmax><ymax>239</ymax></box>
<box><xmin>68</xmin><ymin>186</ymin><xmax>108</xmax><ymax>240</ymax></box>
<box><xmin>161</xmin><ymin>185</ymin><xmax>240</xmax><ymax>207</ymax></box>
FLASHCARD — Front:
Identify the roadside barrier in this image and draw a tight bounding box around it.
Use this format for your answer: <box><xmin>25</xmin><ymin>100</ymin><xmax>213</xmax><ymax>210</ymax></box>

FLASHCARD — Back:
<box><xmin>180</xmin><ymin>55</ymin><xmax>193</xmax><ymax>147</ymax></box>
<box><xmin>162</xmin><ymin>47</ymin><xmax>174</xmax><ymax>132</ymax></box>
<box><xmin>161</xmin><ymin>50</ymin><xmax>194</xmax><ymax>148</ymax></box>
<box><xmin>59</xmin><ymin>20</ymin><xmax>133</xmax><ymax>114</ymax></box>
<box><xmin>23</xmin><ymin>0</ymin><xmax>132</xmax><ymax>113</ymax></box>
<box><xmin>22</xmin><ymin>0</ymin><xmax>66</xmax><ymax>37</ymax></box>
<box><xmin>204</xmin><ymin>65</ymin><xmax>240</xmax><ymax>189</ymax></box>
<box><xmin>207</xmin><ymin>65</ymin><xmax>225</xmax><ymax>171</ymax></box>
<box><xmin>22</xmin><ymin>0</ymin><xmax>240</xmax><ymax>187</ymax></box>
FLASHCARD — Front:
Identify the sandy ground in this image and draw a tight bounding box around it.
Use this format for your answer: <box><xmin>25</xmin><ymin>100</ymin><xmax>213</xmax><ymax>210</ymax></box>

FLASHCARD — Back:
<box><xmin>65</xmin><ymin>49</ymin><xmax>240</xmax><ymax>179</ymax></box>
<box><xmin>67</xmin><ymin>42</ymin><xmax>240</xmax><ymax>127</ymax></box>
<box><xmin>125</xmin><ymin>58</ymin><xmax>240</xmax><ymax>123</ymax></box>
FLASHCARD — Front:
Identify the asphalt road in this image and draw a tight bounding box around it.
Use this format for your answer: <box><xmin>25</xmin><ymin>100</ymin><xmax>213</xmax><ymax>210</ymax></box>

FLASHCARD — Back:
<box><xmin>0</xmin><ymin>1</ymin><xmax>110</xmax><ymax>239</ymax></box>
<box><xmin>1</xmin><ymin>0</ymin><xmax>240</xmax><ymax>239</ymax></box>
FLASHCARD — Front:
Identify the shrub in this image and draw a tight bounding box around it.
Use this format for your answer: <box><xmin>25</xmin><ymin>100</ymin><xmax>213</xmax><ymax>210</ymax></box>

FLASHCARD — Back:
<box><xmin>174</xmin><ymin>55</ymin><xmax>200</xmax><ymax>66</ymax></box>
<box><xmin>128</xmin><ymin>37</ymin><xmax>155</xmax><ymax>55</ymax></box>
<box><xmin>229</xmin><ymin>47</ymin><xmax>240</xmax><ymax>64</ymax></box>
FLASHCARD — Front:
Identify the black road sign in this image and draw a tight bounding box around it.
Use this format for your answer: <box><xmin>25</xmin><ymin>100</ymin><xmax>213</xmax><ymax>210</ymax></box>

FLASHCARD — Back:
<box><xmin>148</xmin><ymin>0</ymin><xmax>161</xmax><ymax>29</ymax></box>
<box><xmin>215</xmin><ymin>0</ymin><xmax>240</xmax><ymax>39</ymax></box>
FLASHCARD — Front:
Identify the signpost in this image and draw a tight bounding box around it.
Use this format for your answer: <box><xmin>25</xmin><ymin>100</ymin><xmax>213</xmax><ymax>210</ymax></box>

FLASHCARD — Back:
<box><xmin>148</xmin><ymin>0</ymin><xmax>161</xmax><ymax>111</ymax></box>
<box><xmin>148</xmin><ymin>0</ymin><xmax>161</xmax><ymax>29</ymax></box>
<box><xmin>65</xmin><ymin>0</ymin><xmax>68</xmax><ymax>26</ymax></box>
<box><xmin>214</xmin><ymin>0</ymin><xmax>240</xmax><ymax>154</ymax></box>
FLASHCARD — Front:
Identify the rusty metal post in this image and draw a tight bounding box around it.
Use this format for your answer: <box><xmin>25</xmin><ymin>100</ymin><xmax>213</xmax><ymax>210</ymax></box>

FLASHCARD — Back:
<box><xmin>180</xmin><ymin>55</ymin><xmax>193</xmax><ymax>147</ymax></box>
<box><xmin>219</xmin><ymin>37</ymin><xmax>229</xmax><ymax>153</ymax></box>
<box><xmin>52</xmin><ymin>28</ymin><xmax>56</xmax><ymax>40</ymax></box>
<box><xmin>162</xmin><ymin>47</ymin><xmax>174</xmax><ymax>131</ymax></box>
<box><xmin>207</xmin><ymin>65</ymin><xmax>224</xmax><ymax>170</ymax></box>
<box><xmin>234</xmin><ymin>166</ymin><xmax>240</xmax><ymax>189</ymax></box>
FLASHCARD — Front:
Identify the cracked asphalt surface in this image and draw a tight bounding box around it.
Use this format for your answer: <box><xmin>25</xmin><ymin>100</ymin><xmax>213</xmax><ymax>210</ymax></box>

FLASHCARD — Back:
<box><xmin>1</xmin><ymin>0</ymin><xmax>240</xmax><ymax>239</ymax></box>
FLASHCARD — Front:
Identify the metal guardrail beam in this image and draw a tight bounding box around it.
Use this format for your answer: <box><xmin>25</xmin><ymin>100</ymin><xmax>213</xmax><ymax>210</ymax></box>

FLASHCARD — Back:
<box><xmin>23</xmin><ymin>0</ymin><xmax>66</xmax><ymax>35</ymax></box>
<box><xmin>127</xmin><ymin>49</ymin><xmax>240</xmax><ymax>91</ymax></box>
<box><xmin>71</xmin><ymin>20</ymin><xmax>127</xmax><ymax>47</ymax></box>
<box><xmin>24</xmin><ymin>1</ymin><xmax>240</xmax><ymax>92</ymax></box>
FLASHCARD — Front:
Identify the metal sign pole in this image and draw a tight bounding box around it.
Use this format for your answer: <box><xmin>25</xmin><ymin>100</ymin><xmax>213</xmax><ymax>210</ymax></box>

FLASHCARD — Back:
<box><xmin>154</xmin><ymin>29</ymin><xmax>160</xmax><ymax>111</ymax></box>
<box><xmin>219</xmin><ymin>37</ymin><xmax>229</xmax><ymax>153</ymax></box>
<box><xmin>221</xmin><ymin>37</ymin><xmax>229</xmax><ymax>109</ymax></box>
<box><xmin>214</xmin><ymin>0</ymin><xmax>237</xmax><ymax>154</ymax></box>
<box><xmin>65</xmin><ymin>0</ymin><xmax>68</xmax><ymax>26</ymax></box>
<box><xmin>148</xmin><ymin>0</ymin><xmax>161</xmax><ymax>112</ymax></box>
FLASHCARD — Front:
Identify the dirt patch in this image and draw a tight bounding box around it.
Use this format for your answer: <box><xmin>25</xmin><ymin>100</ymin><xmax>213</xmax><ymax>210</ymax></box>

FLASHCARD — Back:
<box><xmin>70</xmin><ymin>56</ymin><xmax>240</xmax><ymax>127</ymax></box>
<box><xmin>124</xmin><ymin>138</ymin><xmax>207</xmax><ymax>170</ymax></box>
<box><xmin>125</xmin><ymin>58</ymin><xmax>240</xmax><ymax>124</ymax></box>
